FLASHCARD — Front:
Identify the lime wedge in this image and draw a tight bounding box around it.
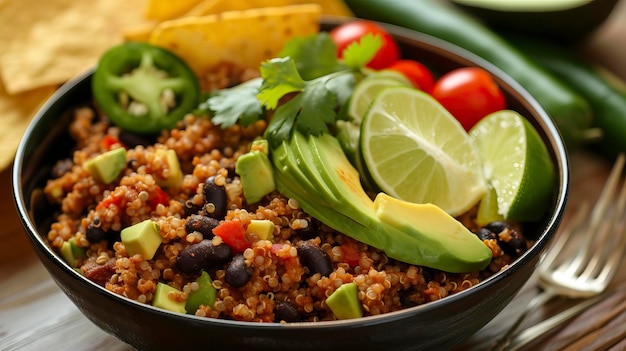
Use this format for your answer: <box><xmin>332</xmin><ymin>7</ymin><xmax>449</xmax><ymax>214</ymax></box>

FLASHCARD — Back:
<box><xmin>360</xmin><ymin>86</ymin><xmax>487</xmax><ymax>216</ymax></box>
<box><xmin>348</xmin><ymin>71</ymin><xmax>411</xmax><ymax>123</ymax></box>
<box><xmin>469</xmin><ymin>110</ymin><xmax>556</xmax><ymax>221</ymax></box>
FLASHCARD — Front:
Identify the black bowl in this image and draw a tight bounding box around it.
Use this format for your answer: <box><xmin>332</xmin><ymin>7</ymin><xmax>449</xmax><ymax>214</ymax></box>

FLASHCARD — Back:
<box><xmin>12</xmin><ymin>19</ymin><xmax>568</xmax><ymax>351</ymax></box>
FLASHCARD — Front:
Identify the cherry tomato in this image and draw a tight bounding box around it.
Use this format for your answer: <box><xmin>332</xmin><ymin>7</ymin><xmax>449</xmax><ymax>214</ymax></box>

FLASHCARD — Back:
<box><xmin>387</xmin><ymin>59</ymin><xmax>435</xmax><ymax>93</ymax></box>
<box><xmin>329</xmin><ymin>20</ymin><xmax>400</xmax><ymax>70</ymax></box>
<box><xmin>431</xmin><ymin>67</ymin><xmax>506</xmax><ymax>131</ymax></box>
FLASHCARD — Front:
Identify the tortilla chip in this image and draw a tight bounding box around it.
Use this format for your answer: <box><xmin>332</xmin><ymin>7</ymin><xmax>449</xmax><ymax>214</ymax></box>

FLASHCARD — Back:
<box><xmin>0</xmin><ymin>83</ymin><xmax>56</xmax><ymax>170</ymax></box>
<box><xmin>0</xmin><ymin>0</ymin><xmax>148</xmax><ymax>95</ymax></box>
<box><xmin>144</xmin><ymin>0</ymin><xmax>204</xmax><ymax>21</ymax></box>
<box><xmin>149</xmin><ymin>5</ymin><xmax>322</xmax><ymax>79</ymax></box>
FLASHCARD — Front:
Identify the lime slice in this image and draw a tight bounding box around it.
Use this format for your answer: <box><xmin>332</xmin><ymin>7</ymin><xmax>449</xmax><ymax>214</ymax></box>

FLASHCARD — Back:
<box><xmin>469</xmin><ymin>110</ymin><xmax>556</xmax><ymax>221</ymax></box>
<box><xmin>348</xmin><ymin>72</ymin><xmax>410</xmax><ymax>123</ymax></box>
<box><xmin>360</xmin><ymin>86</ymin><xmax>487</xmax><ymax>216</ymax></box>
<box><xmin>476</xmin><ymin>183</ymin><xmax>504</xmax><ymax>226</ymax></box>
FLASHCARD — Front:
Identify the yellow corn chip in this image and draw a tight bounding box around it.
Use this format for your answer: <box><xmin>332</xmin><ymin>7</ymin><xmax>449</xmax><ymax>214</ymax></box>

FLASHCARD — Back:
<box><xmin>0</xmin><ymin>0</ymin><xmax>148</xmax><ymax>95</ymax></box>
<box><xmin>0</xmin><ymin>83</ymin><xmax>56</xmax><ymax>170</ymax></box>
<box><xmin>186</xmin><ymin>0</ymin><xmax>352</xmax><ymax>17</ymax></box>
<box><xmin>144</xmin><ymin>0</ymin><xmax>204</xmax><ymax>21</ymax></box>
<box><xmin>149</xmin><ymin>5</ymin><xmax>322</xmax><ymax>79</ymax></box>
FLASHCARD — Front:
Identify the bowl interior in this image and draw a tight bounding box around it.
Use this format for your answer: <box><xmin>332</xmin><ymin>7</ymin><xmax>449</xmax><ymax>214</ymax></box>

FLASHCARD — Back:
<box><xmin>12</xmin><ymin>18</ymin><xmax>568</xmax><ymax>351</ymax></box>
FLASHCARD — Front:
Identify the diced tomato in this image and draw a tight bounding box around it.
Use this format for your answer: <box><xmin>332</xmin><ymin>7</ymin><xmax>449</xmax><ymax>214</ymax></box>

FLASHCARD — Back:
<box><xmin>213</xmin><ymin>220</ymin><xmax>251</xmax><ymax>254</ymax></box>
<box><xmin>96</xmin><ymin>192</ymin><xmax>124</xmax><ymax>211</ymax></box>
<box><xmin>148</xmin><ymin>187</ymin><xmax>170</xmax><ymax>210</ymax></box>
<box><xmin>340</xmin><ymin>242</ymin><xmax>361</xmax><ymax>268</ymax></box>
<box><xmin>100</xmin><ymin>135</ymin><xmax>123</xmax><ymax>151</ymax></box>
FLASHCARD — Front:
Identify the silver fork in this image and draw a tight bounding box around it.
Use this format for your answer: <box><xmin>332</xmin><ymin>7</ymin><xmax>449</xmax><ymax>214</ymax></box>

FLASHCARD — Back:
<box><xmin>490</xmin><ymin>153</ymin><xmax>626</xmax><ymax>351</ymax></box>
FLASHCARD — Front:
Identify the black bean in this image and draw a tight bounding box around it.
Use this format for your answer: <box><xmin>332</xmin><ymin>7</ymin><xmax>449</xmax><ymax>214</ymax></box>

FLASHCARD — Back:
<box><xmin>224</xmin><ymin>255</ymin><xmax>252</xmax><ymax>288</ymax></box>
<box><xmin>421</xmin><ymin>268</ymin><xmax>435</xmax><ymax>283</ymax></box>
<box><xmin>296</xmin><ymin>240</ymin><xmax>332</xmax><ymax>277</ymax></box>
<box><xmin>177</xmin><ymin>239</ymin><xmax>232</xmax><ymax>274</ymax></box>
<box><xmin>185</xmin><ymin>214</ymin><xmax>219</xmax><ymax>238</ymax></box>
<box><xmin>475</xmin><ymin>228</ymin><xmax>497</xmax><ymax>241</ymax></box>
<box><xmin>274</xmin><ymin>301</ymin><xmax>300</xmax><ymax>323</ymax></box>
<box><xmin>484</xmin><ymin>221</ymin><xmax>510</xmax><ymax>235</ymax></box>
<box><xmin>203</xmin><ymin>176</ymin><xmax>227</xmax><ymax>219</ymax></box>
<box><xmin>51</xmin><ymin>158</ymin><xmax>73</xmax><ymax>178</ymax></box>
<box><xmin>182</xmin><ymin>200</ymin><xmax>203</xmax><ymax>217</ymax></box>
<box><xmin>118</xmin><ymin>130</ymin><xmax>154</xmax><ymax>148</ymax></box>
<box><xmin>500</xmin><ymin>228</ymin><xmax>527</xmax><ymax>256</ymax></box>
<box><xmin>86</xmin><ymin>221</ymin><xmax>107</xmax><ymax>243</ymax></box>
<box><xmin>296</xmin><ymin>219</ymin><xmax>319</xmax><ymax>240</ymax></box>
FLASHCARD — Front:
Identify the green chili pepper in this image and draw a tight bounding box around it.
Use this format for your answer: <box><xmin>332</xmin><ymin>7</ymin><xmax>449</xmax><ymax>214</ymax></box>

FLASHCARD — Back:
<box><xmin>92</xmin><ymin>42</ymin><xmax>200</xmax><ymax>134</ymax></box>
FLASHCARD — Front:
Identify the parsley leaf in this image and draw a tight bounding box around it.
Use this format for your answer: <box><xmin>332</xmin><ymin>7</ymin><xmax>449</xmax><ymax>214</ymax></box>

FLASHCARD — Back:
<box><xmin>278</xmin><ymin>32</ymin><xmax>345</xmax><ymax>80</ymax></box>
<box><xmin>257</xmin><ymin>57</ymin><xmax>306</xmax><ymax>109</ymax></box>
<box><xmin>342</xmin><ymin>33</ymin><xmax>383</xmax><ymax>69</ymax></box>
<box><xmin>202</xmin><ymin>78</ymin><xmax>264</xmax><ymax>128</ymax></box>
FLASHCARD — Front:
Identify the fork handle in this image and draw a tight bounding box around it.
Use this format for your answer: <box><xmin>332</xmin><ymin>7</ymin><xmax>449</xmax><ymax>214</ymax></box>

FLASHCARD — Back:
<box><xmin>490</xmin><ymin>289</ymin><xmax>557</xmax><ymax>351</ymax></box>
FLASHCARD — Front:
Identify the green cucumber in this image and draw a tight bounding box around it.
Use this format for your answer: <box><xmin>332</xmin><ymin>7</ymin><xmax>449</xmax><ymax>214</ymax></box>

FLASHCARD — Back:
<box><xmin>504</xmin><ymin>33</ymin><xmax>626</xmax><ymax>159</ymax></box>
<box><xmin>344</xmin><ymin>0</ymin><xmax>593</xmax><ymax>149</ymax></box>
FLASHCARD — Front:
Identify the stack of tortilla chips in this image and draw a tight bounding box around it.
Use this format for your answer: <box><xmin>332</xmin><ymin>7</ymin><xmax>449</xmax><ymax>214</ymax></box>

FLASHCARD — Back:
<box><xmin>0</xmin><ymin>0</ymin><xmax>352</xmax><ymax>170</ymax></box>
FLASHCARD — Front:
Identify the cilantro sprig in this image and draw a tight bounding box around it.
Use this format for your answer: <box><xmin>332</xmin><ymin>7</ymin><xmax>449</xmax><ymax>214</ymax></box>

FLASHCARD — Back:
<box><xmin>201</xmin><ymin>31</ymin><xmax>382</xmax><ymax>146</ymax></box>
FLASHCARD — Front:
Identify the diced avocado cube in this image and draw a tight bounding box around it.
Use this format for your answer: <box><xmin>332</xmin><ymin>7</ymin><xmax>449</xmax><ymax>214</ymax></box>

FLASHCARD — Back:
<box><xmin>155</xmin><ymin>149</ymin><xmax>183</xmax><ymax>188</ymax></box>
<box><xmin>235</xmin><ymin>150</ymin><xmax>275</xmax><ymax>204</ymax></box>
<box><xmin>60</xmin><ymin>237</ymin><xmax>85</xmax><ymax>268</ymax></box>
<box><xmin>153</xmin><ymin>282</ymin><xmax>186</xmax><ymax>314</ymax></box>
<box><xmin>325</xmin><ymin>282</ymin><xmax>362</xmax><ymax>320</ymax></box>
<box><xmin>246</xmin><ymin>219</ymin><xmax>275</xmax><ymax>240</ymax></box>
<box><xmin>120</xmin><ymin>220</ymin><xmax>162</xmax><ymax>260</ymax></box>
<box><xmin>185</xmin><ymin>271</ymin><xmax>217</xmax><ymax>314</ymax></box>
<box><xmin>84</xmin><ymin>147</ymin><xmax>126</xmax><ymax>184</ymax></box>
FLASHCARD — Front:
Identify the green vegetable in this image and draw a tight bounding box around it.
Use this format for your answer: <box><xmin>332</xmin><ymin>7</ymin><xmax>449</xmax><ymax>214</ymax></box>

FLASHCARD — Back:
<box><xmin>325</xmin><ymin>283</ymin><xmax>362</xmax><ymax>319</ymax></box>
<box><xmin>60</xmin><ymin>237</ymin><xmax>86</xmax><ymax>268</ymax></box>
<box><xmin>344</xmin><ymin>0</ymin><xmax>593</xmax><ymax>149</ymax></box>
<box><xmin>83</xmin><ymin>147</ymin><xmax>126</xmax><ymax>184</ymax></box>
<box><xmin>449</xmin><ymin>0</ymin><xmax>619</xmax><ymax>42</ymax></box>
<box><xmin>271</xmin><ymin>131</ymin><xmax>492</xmax><ymax>273</ymax></box>
<box><xmin>185</xmin><ymin>271</ymin><xmax>217</xmax><ymax>314</ymax></box>
<box><xmin>504</xmin><ymin>33</ymin><xmax>626</xmax><ymax>159</ymax></box>
<box><xmin>235</xmin><ymin>144</ymin><xmax>276</xmax><ymax>204</ymax></box>
<box><xmin>120</xmin><ymin>219</ymin><xmax>163</xmax><ymax>260</ymax></box>
<box><xmin>153</xmin><ymin>282</ymin><xmax>186</xmax><ymax>314</ymax></box>
<box><xmin>92</xmin><ymin>42</ymin><xmax>200</xmax><ymax>134</ymax></box>
<box><xmin>205</xmin><ymin>32</ymin><xmax>377</xmax><ymax>146</ymax></box>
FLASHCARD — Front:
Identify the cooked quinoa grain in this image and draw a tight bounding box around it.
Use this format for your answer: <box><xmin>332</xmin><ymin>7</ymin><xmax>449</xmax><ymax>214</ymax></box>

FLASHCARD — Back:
<box><xmin>43</xmin><ymin>88</ymin><xmax>533</xmax><ymax>323</ymax></box>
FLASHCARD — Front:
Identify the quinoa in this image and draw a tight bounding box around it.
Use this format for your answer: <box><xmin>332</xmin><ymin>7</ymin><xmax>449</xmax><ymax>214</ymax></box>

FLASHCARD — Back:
<box><xmin>43</xmin><ymin>82</ymin><xmax>533</xmax><ymax>324</ymax></box>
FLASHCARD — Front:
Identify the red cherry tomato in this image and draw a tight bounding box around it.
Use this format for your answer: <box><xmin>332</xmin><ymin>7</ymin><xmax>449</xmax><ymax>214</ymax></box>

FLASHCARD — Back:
<box><xmin>329</xmin><ymin>20</ymin><xmax>400</xmax><ymax>70</ymax></box>
<box><xmin>431</xmin><ymin>67</ymin><xmax>506</xmax><ymax>131</ymax></box>
<box><xmin>387</xmin><ymin>59</ymin><xmax>435</xmax><ymax>93</ymax></box>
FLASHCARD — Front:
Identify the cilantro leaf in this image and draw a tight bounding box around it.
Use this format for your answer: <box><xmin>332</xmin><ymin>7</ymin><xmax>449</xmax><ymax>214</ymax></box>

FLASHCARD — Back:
<box><xmin>342</xmin><ymin>33</ymin><xmax>383</xmax><ymax>69</ymax></box>
<box><xmin>204</xmin><ymin>78</ymin><xmax>264</xmax><ymax>128</ymax></box>
<box><xmin>278</xmin><ymin>32</ymin><xmax>345</xmax><ymax>80</ymax></box>
<box><xmin>257</xmin><ymin>57</ymin><xmax>306</xmax><ymax>109</ymax></box>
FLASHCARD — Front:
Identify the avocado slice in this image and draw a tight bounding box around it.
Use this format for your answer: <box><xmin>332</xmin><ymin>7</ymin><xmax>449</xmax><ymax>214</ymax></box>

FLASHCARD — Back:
<box><xmin>325</xmin><ymin>283</ymin><xmax>362</xmax><ymax>319</ymax></box>
<box><xmin>120</xmin><ymin>219</ymin><xmax>163</xmax><ymax>260</ymax></box>
<box><xmin>153</xmin><ymin>282</ymin><xmax>186</xmax><ymax>314</ymax></box>
<box><xmin>185</xmin><ymin>271</ymin><xmax>217</xmax><ymax>314</ymax></box>
<box><xmin>374</xmin><ymin>193</ymin><xmax>492</xmax><ymax>272</ymax></box>
<box><xmin>84</xmin><ymin>147</ymin><xmax>126</xmax><ymax>184</ymax></box>
<box><xmin>235</xmin><ymin>148</ymin><xmax>276</xmax><ymax>204</ymax></box>
<box><xmin>270</xmin><ymin>132</ymin><xmax>492</xmax><ymax>273</ymax></box>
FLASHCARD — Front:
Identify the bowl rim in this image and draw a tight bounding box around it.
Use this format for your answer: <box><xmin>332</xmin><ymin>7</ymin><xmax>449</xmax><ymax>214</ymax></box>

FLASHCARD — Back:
<box><xmin>11</xmin><ymin>17</ymin><xmax>569</xmax><ymax>330</ymax></box>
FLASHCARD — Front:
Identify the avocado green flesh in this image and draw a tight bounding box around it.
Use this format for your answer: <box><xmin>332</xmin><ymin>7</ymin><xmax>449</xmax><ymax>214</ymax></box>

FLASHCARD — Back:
<box><xmin>235</xmin><ymin>150</ymin><xmax>276</xmax><ymax>204</ymax></box>
<box><xmin>153</xmin><ymin>282</ymin><xmax>186</xmax><ymax>314</ymax></box>
<box><xmin>270</xmin><ymin>131</ymin><xmax>492</xmax><ymax>272</ymax></box>
<box><xmin>326</xmin><ymin>283</ymin><xmax>363</xmax><ymax>319</ymax></box>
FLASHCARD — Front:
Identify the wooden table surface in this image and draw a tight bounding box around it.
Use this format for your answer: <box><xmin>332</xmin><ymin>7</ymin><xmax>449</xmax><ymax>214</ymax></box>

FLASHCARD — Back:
<box><xmin>2</xmin><ymin>2</ymin><xmax>626</xmax><ymax>350</ymax></box>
